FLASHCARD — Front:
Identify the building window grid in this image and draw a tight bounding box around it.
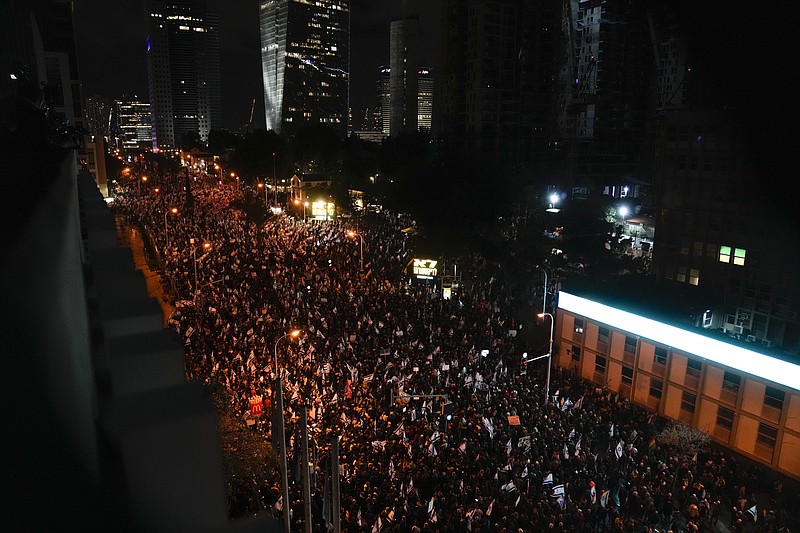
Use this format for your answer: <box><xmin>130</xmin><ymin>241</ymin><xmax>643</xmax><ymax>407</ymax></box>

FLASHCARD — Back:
<box><xmin>681</xmin><ymin>391</ymin><xmax>697</xmax><ymax>414</ymax></box>
<box><xmin>716</xmin><ymin>406</ymin><xmax>734</xmax><ymax>430</ymax></box>
<box><xmin>764</xmin><ymin>386</ymin><xmax>785</xmax><ymax>410</ymax></box>
<box><xmin>574</xmin><ymin>318</ymin><xmax>585</xmax><ymax>335</ymax></box>
<box><xmin>649</xmin><ymin>378</ymin><xmax>663</xmax><ymax>399</ymax></box>
<box><xmin>571</xmin><ymin>345</ymin><xmax>581</xmax><ymax>362</ymax></box>
<box><xmin>595</xmin><ymin>355</ymin><xmax>607</xmax><ymax>375</ymax></box>
<box><xmin>756</xmin><ymin>422</ymin><xmax>778</xmax><ymax>452</ymax></box>
<box><xmin>654</xmin><ymin>346</ymin><xmax>668</xmax><ymax>366</ymax></box>
<box><xmin>621</xmin><ymin>366</ymin><xmax>633</xmax><ymax>386</ymax></box>
<box><xmin>686</xmin><ymin>358</ymin><xmax>702</xmax><ymax>379</ymax></box>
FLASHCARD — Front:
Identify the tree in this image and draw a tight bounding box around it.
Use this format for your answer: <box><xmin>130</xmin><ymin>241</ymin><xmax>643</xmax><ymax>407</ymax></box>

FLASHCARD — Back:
<box><xmin>657</xmin><ymin>421</ymin><xmax>710</xmax><ymax>458</ymax></box>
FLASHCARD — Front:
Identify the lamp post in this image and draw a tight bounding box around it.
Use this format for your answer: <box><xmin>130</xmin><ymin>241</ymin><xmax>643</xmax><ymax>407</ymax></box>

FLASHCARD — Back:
<box><xmin>258</xmin><ymin>182</ymin><xmax>268</xmax><ymax>207</ymax></box>
<box><xmin>347</xmin><ymin>230</ymin><xmax>363</xmax><ymax>272</ymax></box>
<box><xmin>164</xmin><ymin>207</ymin><xmax>177</xmax><ymax>249</ymax></box>
<box><xmin>294</xmin><ymin>199</ymin><xmax>307</xmax><ymax>221</ymax></box>
<box><xmin>538</xmin><ymin>312</ymin><xmax>554</xmax><ymax>405</ymax></box>
<box><xmin>190</xmin><ymin>239</ymin><xmax>212</xmax><ymax>305</ymax></box>
<box><xmin>273</xmin><ymin>329</ymin><xmax>301</xmax><ymax>375</ymax></box>
<box><xmin>272</xmin><ymin>152</ymin><xmax>277</xmax><ymax>206</ymax></box>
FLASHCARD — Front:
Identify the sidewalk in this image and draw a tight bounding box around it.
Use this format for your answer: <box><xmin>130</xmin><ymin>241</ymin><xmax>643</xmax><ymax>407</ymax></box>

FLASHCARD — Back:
<box><xmin>115</xmin><ymin>215</ymin><xmax>175</xmax><ymax>326</ymax></box>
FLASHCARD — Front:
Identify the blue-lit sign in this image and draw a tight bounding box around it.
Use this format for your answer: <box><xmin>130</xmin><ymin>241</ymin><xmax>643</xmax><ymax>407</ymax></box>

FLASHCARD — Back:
<box><xmin>147</xmin><ymin>36</ymin><xmax>151</xmax><ymax>52</ymax></box>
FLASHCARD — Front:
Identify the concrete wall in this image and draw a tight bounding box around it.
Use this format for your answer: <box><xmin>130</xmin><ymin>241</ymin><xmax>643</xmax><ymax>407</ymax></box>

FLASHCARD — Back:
<box><xmin>2</xmin><ymin>149</ymin><xmax>280</xmax><ymax>531</ymax></box>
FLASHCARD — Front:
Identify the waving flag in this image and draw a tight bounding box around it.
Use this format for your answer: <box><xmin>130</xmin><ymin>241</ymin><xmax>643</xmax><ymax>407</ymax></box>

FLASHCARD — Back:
<box><xmin>552</xmin><ymin>484</ymin><xmax>565</xmax><ymax>497</ymax></box>
<box><xmin>543</xmin><ymin>473</ymin><xmax>553</xmax><ymax>485</ymax></box>
<box><xmin>615</xmin><ymin>440</ymin><xmax>624</xmax><ymax>460</ymax></box>
<box><xmin>589</xmin><ymin>482</ymin><xmax>596</xmax><ymax>504</ymax></box>
<box><xmin>600</xmin><ymin>490</ymin><xmax>610</xmax><ymax>508</ymax></box>
<box><xmin>747</xmin><ymin>505</ymin><xmax>757</xmax><ymax>522</ymax></box>
<box><xmin>486</xmin><ymin>499</ymin><xmax>495</xmax><ymax>516</ymax></box>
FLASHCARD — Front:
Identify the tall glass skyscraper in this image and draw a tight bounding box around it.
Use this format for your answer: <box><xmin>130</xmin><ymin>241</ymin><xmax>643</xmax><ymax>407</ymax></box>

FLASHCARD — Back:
<box><xmin>259</xmin><ymin>0</ymin><xmax>349</xmax><ymax>136</ymax></box>
<box><xmin>145</xmin><ymin>0</ymin><xmax>221</xmax><ymax>149</ymax></box>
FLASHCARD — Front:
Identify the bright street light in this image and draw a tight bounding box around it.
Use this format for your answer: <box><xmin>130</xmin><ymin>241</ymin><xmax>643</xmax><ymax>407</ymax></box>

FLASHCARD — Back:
<box><xmin>273</xmin><ymin>329</ymin><xmax>302</xmax><ymax>373</ymax></box>
<box><xmin>618</xmin><ymin>206</ymin><xmax>629</xmax><ymax>218</ymax></box>
<box><xmin>164</xmin><ymin>207</ymin><xmax>178</xmax><ymax>248</ymax></box>
<box><xmin>347</xmin><ymin>230</ymin><xmax>364</xmax><ymax>272</ymax></box>
<box><xmin>549</xmin><ymin>192</ymin><xmax>559</xmax><ymax>205</ymax></box>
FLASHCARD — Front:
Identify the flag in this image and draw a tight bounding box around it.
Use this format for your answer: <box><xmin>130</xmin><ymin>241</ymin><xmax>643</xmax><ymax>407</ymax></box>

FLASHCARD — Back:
<box><xmin>556</xmin><ymin>495</ymin><xmax>565</xmax><ymax>509</ymax></box>
<box><xmin>357</xmin><ymin>508</ymin><xmax>362</xmax><ymax>526</ymax></box>
<box><xmin>590</xmin><ymin>483</ymin><xmax>596</xmax><ymax>504</ymax></box>
<box><xmin>552</xmin><ymin>484</ymin><xmax>565</xmax><ymax>497</ymax></box>
<box><xmin>615</xmin><ymin>441</ymin><xmax>624</xmax><ymax>459</ymax></box>
<box><xmin>563</xmin><ymin>443</ymin><xmax>570</xmax><ymax>460</ymax></box>
<box><xmin>521</xmin><ymin>466</ymin><xmax>528</xmax><ymax>478</ymax></box>
<box><xmin>430</xmin><ymin>430</ymin><xmax>441</xmax><ymax>443</ymax></box>
<box><xmin>747</xmin><ymin>505</ymin><xmax>757</xmax><ymax>522</ymax></box>
<box><xmin>428</xmin><ymin>497</ymin><xmax>435</xmax><ymax>513</ymax></box>
<box><xmin>482</xmin><ymin>416</ymin><xmax>495</xmax><ymax>440</ymax></box>
<box><xmin>575</xmin><ymin>436</ymin><xmax>582</xmax><ymax>454</ymax></box>
<box><xmin>506</xmin><ymin>439</ymin><xmax>512</xmax><ymax>456</ymax></box>
<box><xmin>275</xmin><ymin>495</ymin><xmax>283</xmax><ymax>511</ymax></box>
<box><xmin>428</xmin><ymin>442</ymin><xmax>437</xmax><ymax>457</ymax></box>
<box><xmin>486</xmin><ymin>499</ymin><xmax>495</xmax><ymax>516</ymax></box>
<box><xmin>389</xmin><ymin>460</ymin><xmax>395</xmax><ymax>479</ymax></box>
<box><xmin>515</xmin><ymin>494</ymin><xmax>521</xmax><ymax>507</ymax></box>
<box><xmin>630</xmin><ymin>429</ymin><xmax>638</xmax><ymax>443</ymax></box>
<box><xmin>501</xmin><ymin>481</ymin><xmax>517</xmax><ymax>493</ymax></box>
<box><xmin>372</xmin><ymin>516</ymin><xmax>382</xmax><ymax>533</ymax></box>
<box><xmin>574</xmin><ymin>396</ymin><xmax>583</xmax><ymax>410</ymax></box>
<box><xmin>459</xmin><ymin>441</ymin><xmax>467</xmax><ymax>454</ymax></box>
<box><xmin>600</xmin><ymin>490</ymin><xmax>609</xmax><ymax>508</ymax></box>
<box><xmin>543</xmin><ymin>473</ymin><xmax>553</xmax><ymax>485</ymax></box>
<box><xmin>609</xmin><ymin>424</ymin><xmax>615</xmax><ymax>438</ymax></box>
<box><xmin>568</xmin><ymin>428</ymin><xmax>576</xmax><ymax>440</ymax></box>
<box><xmin>394</xmin><ymin>422</ymin><xmax>405</xmax><ymax>437</ymax></box>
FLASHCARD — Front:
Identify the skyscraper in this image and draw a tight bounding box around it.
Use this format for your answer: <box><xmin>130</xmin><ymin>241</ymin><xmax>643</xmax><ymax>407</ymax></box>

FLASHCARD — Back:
<box><xmin>440</xmin><ymin>0</ymin><xmax>562</xmax><ymax>168</ymax></box>
<box><xmin>84</xmin><ymin>94</ymin><xmax>111</xmax><ymax>136</ymax></box>
<box><xmin>115</xmin><ymin>96</ymin><xmax>153</xmax><ymax>151</ymax></box>
<box><xmin>377</xmin><ymin>65</ymin><xmax>390</xmax><ymax>134</ymax></box>
<box><xmin>389</xmin><ymin>16</ymin><xmax>418</xmax><ymax>136</ymax></box>
<box><xmin>259</xmin><ymin>0</ymin><xmax>350</xmax><ymax>136</ymax></box>
<box><xmin>145</xmin><ymin>0</ymin><xmax>221</xmax><ymax>149</ymax></box>
<box><xmin>417</xmin><ymin>68</ymin><xmax>433</xmax><ymax>132</ymax></box>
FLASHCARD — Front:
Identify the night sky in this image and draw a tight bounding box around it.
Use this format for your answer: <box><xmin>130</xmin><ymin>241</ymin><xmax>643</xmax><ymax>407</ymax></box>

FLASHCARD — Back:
<box><xmin>73</xmin><ymin>0</ymin><xmax>440</xmax><ymax>130</ymax></box>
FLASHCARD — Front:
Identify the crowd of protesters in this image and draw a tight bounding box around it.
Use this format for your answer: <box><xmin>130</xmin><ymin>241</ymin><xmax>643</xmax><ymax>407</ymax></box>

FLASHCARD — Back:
<box><xmin>114</xmin><ymin>168</ymin><xmax>797</xmax><ymax>532</ymax></box>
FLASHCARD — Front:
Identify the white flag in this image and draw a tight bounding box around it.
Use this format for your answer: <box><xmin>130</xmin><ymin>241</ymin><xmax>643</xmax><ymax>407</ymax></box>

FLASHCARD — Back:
<box><xmin>747</xmin><ymin>505</ymin><xmax>757</xmax><ymax>522</ymax></box>
<box><xmin>615</xmin><ymin>440</ymin><xmax>624</xmax><ymax>460</ymax></box>
<box><xmin>552</xmin><ymin>484</ymin><xmax>565</xmax><ymax>497</ymax></box>
<box><xmin>543</xmin><ymin>473</ymin><xmax>553</xmax><ymax>485</ymax></box>
<box><xmin>600</xmin><ymin>490</ymin><xmax>609</xmax><ymax>508</ymax></box>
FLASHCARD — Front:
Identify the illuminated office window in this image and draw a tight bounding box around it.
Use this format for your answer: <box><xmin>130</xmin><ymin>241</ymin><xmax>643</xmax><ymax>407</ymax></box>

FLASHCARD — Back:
<box><xmin>733</xmin><ymin>248</ymin><xmax>746</xmax><ymax>266</ymax></box>
<box><xmin>719</xmin><ymin>245</ymin><xmax>731</xmax><ymax>263</ymax></box>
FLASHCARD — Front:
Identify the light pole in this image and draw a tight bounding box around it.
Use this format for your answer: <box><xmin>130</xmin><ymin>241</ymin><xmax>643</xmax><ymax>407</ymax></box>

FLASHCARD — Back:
<box><xmin>164</xmin><ymin>207</ymin><xmax>177</xmax><ymax>249</ymax></box>
<box><xmin>347</xmin><ymin>230</ymin><xmax>363</xmax><ymax>272</ymax></box>
<box><xmin>272</xmin><ymin>152</ymin><xmax>277</xmax><ymax>206</ymax></box>
<box><xmin>538</xmin><ymin>312</ymin><xmax>554</xmax><ymax>405</ymax></box>
<box><xmin>190</xmin><ymin>239</ymin><xmax>212</xmax><ymax>305</ymax></box>
<box><xmin>273</xmin><ymin>329</ymin><xmax>301</xmax><ymax>374</ymax></box>
<box><xmin>541</xmin><ymin>267</ymin><xmax>548</xmax><ymax>315</ymax></box>
<box><xmin>258</xmin><ymin>182</ymin><xmax>268</xmax><ymax>207</ymax></box>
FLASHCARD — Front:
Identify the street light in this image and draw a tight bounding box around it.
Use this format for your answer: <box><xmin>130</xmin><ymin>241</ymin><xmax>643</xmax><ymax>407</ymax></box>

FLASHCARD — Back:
<box><xmin>273</xmin><ymin>329</ymin><xmax>302</xmax><ymax>375</ymax></box>
<box><xmin>190</xmin><ymin>239</ymin><xmax>212</xmax><ymax>304</ymax></box>
<box><xmin>258</xmin><ymin>182</ymin><xmax>268</xmax><ymax>206</ymax></box>
<box><xmin>164</xmin><ymin>207</ymin><xmax>178</xmax><ymax>248</ymax></box>
<box><xmin>294</xmin><ymin>198</ymin><xmax>307</xmax><ymax>221</ymax></box>
<box><xmin>537</xmin><ymin>312</ymin><xmax>554</xmax><ymax>405</ymax></box>
<box><xmin>347</xmin><ymin>230</ymin><xmax>363</xmax><ymax>272</ymax></box>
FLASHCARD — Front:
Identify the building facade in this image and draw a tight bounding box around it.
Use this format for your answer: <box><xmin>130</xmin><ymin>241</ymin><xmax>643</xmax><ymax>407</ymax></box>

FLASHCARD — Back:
<box><xmin>145</xmin><ymin>0</ymin><xmax>221</xmax><ymax>149</ymax></box>
<box><xmin>389</xmin><ymin>16</ymin><xmax>419</xmax><ymax>136</ymax></box>
<box><xmin>554</xmin><ymin>291</ymin><xmax>800</xmax><ymax>479</ymax></box>
<box><xmin>377</xmin><ymin>65</ymin><xmax>390</xmax><ymax>134</ymax></box>
<box><xmin>417</xmin><ymin>67</ymin><xmax>433</xmax><ymax>132</ymax></box>
<box><xmin>439</xmin><ymin>0</ymin><xmax>562</xmax><ymax>168</ymax></box>
<box><xmin>259</xmin><ymin>0</ymin><xmax>349</xmax><ymax>136</ymax></box>
<box><xmin>115</xmin><ymin>96</ymin><xmax>153</xmax><ymax>150</ymax></box>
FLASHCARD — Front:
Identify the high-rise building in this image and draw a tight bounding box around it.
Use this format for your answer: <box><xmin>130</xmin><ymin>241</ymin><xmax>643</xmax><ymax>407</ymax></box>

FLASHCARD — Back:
<box><xmin>558</xmin><ymin>0</ymin><xmax>652</xmax><ymax>197</ymax></box>
<box><xmin>259</xmin><ymin>0</ymin><xmax>350</xmax><ymax>136</ymax></box>
<box><xmin>145</xmin><ymin>0</ymin><xmax>221</xmax><ymax>149</ymax></box>
<box><xmin>115</xmin><ymin>96</ymin><xmax>153</xmax><ymax>150</ymax></box>
<box><xmin>440</xmin><ymin>0</ymin><xmax>562</xmax><ymax>168</ymax></box>
<box><xmin>417</xmin><ymin>67</ymin><xmax>433</xmax><ymax>132</ymax></box>
<box><xmin>84</xmin><ymin>94</ymin><xmax>111</xmax><ymax>136</ymax></box>
<box><xmin>377</xmin><ymin>65</ymin><xmax>390</xmax><ymax>134</ymax></box>
<box><xmin>389</xmin><ymin>16</ymin><xmax>418</xmax><ymax>136</ymax></box>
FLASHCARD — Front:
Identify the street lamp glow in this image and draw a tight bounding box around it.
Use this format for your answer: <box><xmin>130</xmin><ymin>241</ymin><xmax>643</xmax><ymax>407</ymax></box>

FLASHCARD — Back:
<box><xmin>618</xmin><ymin>206</ymin><xmax>629</xmax><ymax>218</ymax></box>
<box><xmin>549</xmin><ymin>193</ymin><xmax>559</xmax><ymax>205</ymax></box>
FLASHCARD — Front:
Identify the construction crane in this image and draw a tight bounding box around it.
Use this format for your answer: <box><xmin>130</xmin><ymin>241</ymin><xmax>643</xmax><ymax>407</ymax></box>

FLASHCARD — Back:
<box><xmin>248</xmin><ymin>98</ymin><xmax>256</xmax><ymax>126</ymax></box>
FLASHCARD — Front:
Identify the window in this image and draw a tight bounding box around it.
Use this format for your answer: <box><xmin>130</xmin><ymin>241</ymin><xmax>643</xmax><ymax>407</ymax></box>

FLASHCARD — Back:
<box><xmin>649</xmin><ymin>378</ymin><xmax>663</xmax><ymax>399</ymax></box>
<box><xmin>621</xmin><ymin>366</ymin><xmax>633</xmax><ymax>386</ymax></box>
<box><xmin>624</xmin><ymin>336</ymin><xmax>637</xmax><ymax>355</ymax></box>
<box><xmin>757</xmin><ymin>423</ymin><xmax>778</xmax><ymax>451</ymax></box>
<box><xmin>689</xmin><ymin>269</ymin><xmax>700</xmax><ymax>286</ymax></box>
<box><xmin>654</xmin><ymin>346</ymin><xmax>668</xmax><ymax>365</ymax></box>
<box><xmin>722</xmin><ymin>371</ymin><xmax>741</xmax><ymax>393</ymax></box>
<box><xmin>681</xmin><ymin>391</ymin><xmax>697</xmax><ymax>413</ymax></box>
<box><xmin>764</xmin><ymin>386</ymin><xmax>785</xmax><ymax>410</ymax></box>
<box><xmin>719</xmin><ymin>245</ymin><xmax>731</xmax><ymax>263</ymax></box>
<box><xmin>574</xmin><ymin>318</ymin><xmax>584</xmax><ymax>334</ymax></box>
<box><xmin>733</xmin><ymin>248</ymin><xmax>746</xmax><ymax>266</ymax></box>
<box><xmin>716</xmin><ymin>406</ymin><xmax>734</xmax><ymax>430</ymax></box>
<box><xmin>686</xmin><ymin>358</ymin><xmax>702</xmax><ymax>378</ymax></box>
<box><xmin>571</xmin><ymin>345</ymin><xmax>581</xmax><ymax>362</ymax></box>
<box><xmin>598</xmin><ymin>326</ymin><xmax>610</xmax><ymax>344</ymax></box>
<box><xmin>677</xmin><ymin>266</ymin><xmax>686</xmax><ymax>283</ymax></box>
<box><xmin>595</xmin><ymin>355</ymin><xmax>607</xmax><ymax>374</ymax></box>
<box><xmin>692</xmin><ymin>241</ymin><xmax>703</xmax><ymax>256</ymax></box>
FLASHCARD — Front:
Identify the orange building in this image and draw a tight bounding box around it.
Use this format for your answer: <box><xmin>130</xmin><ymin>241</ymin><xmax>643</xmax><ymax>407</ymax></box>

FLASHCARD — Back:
<box><xmin>554</xmin><ymin>291</ymin><xmax>800</xmax><ymax>479</ymax></box>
